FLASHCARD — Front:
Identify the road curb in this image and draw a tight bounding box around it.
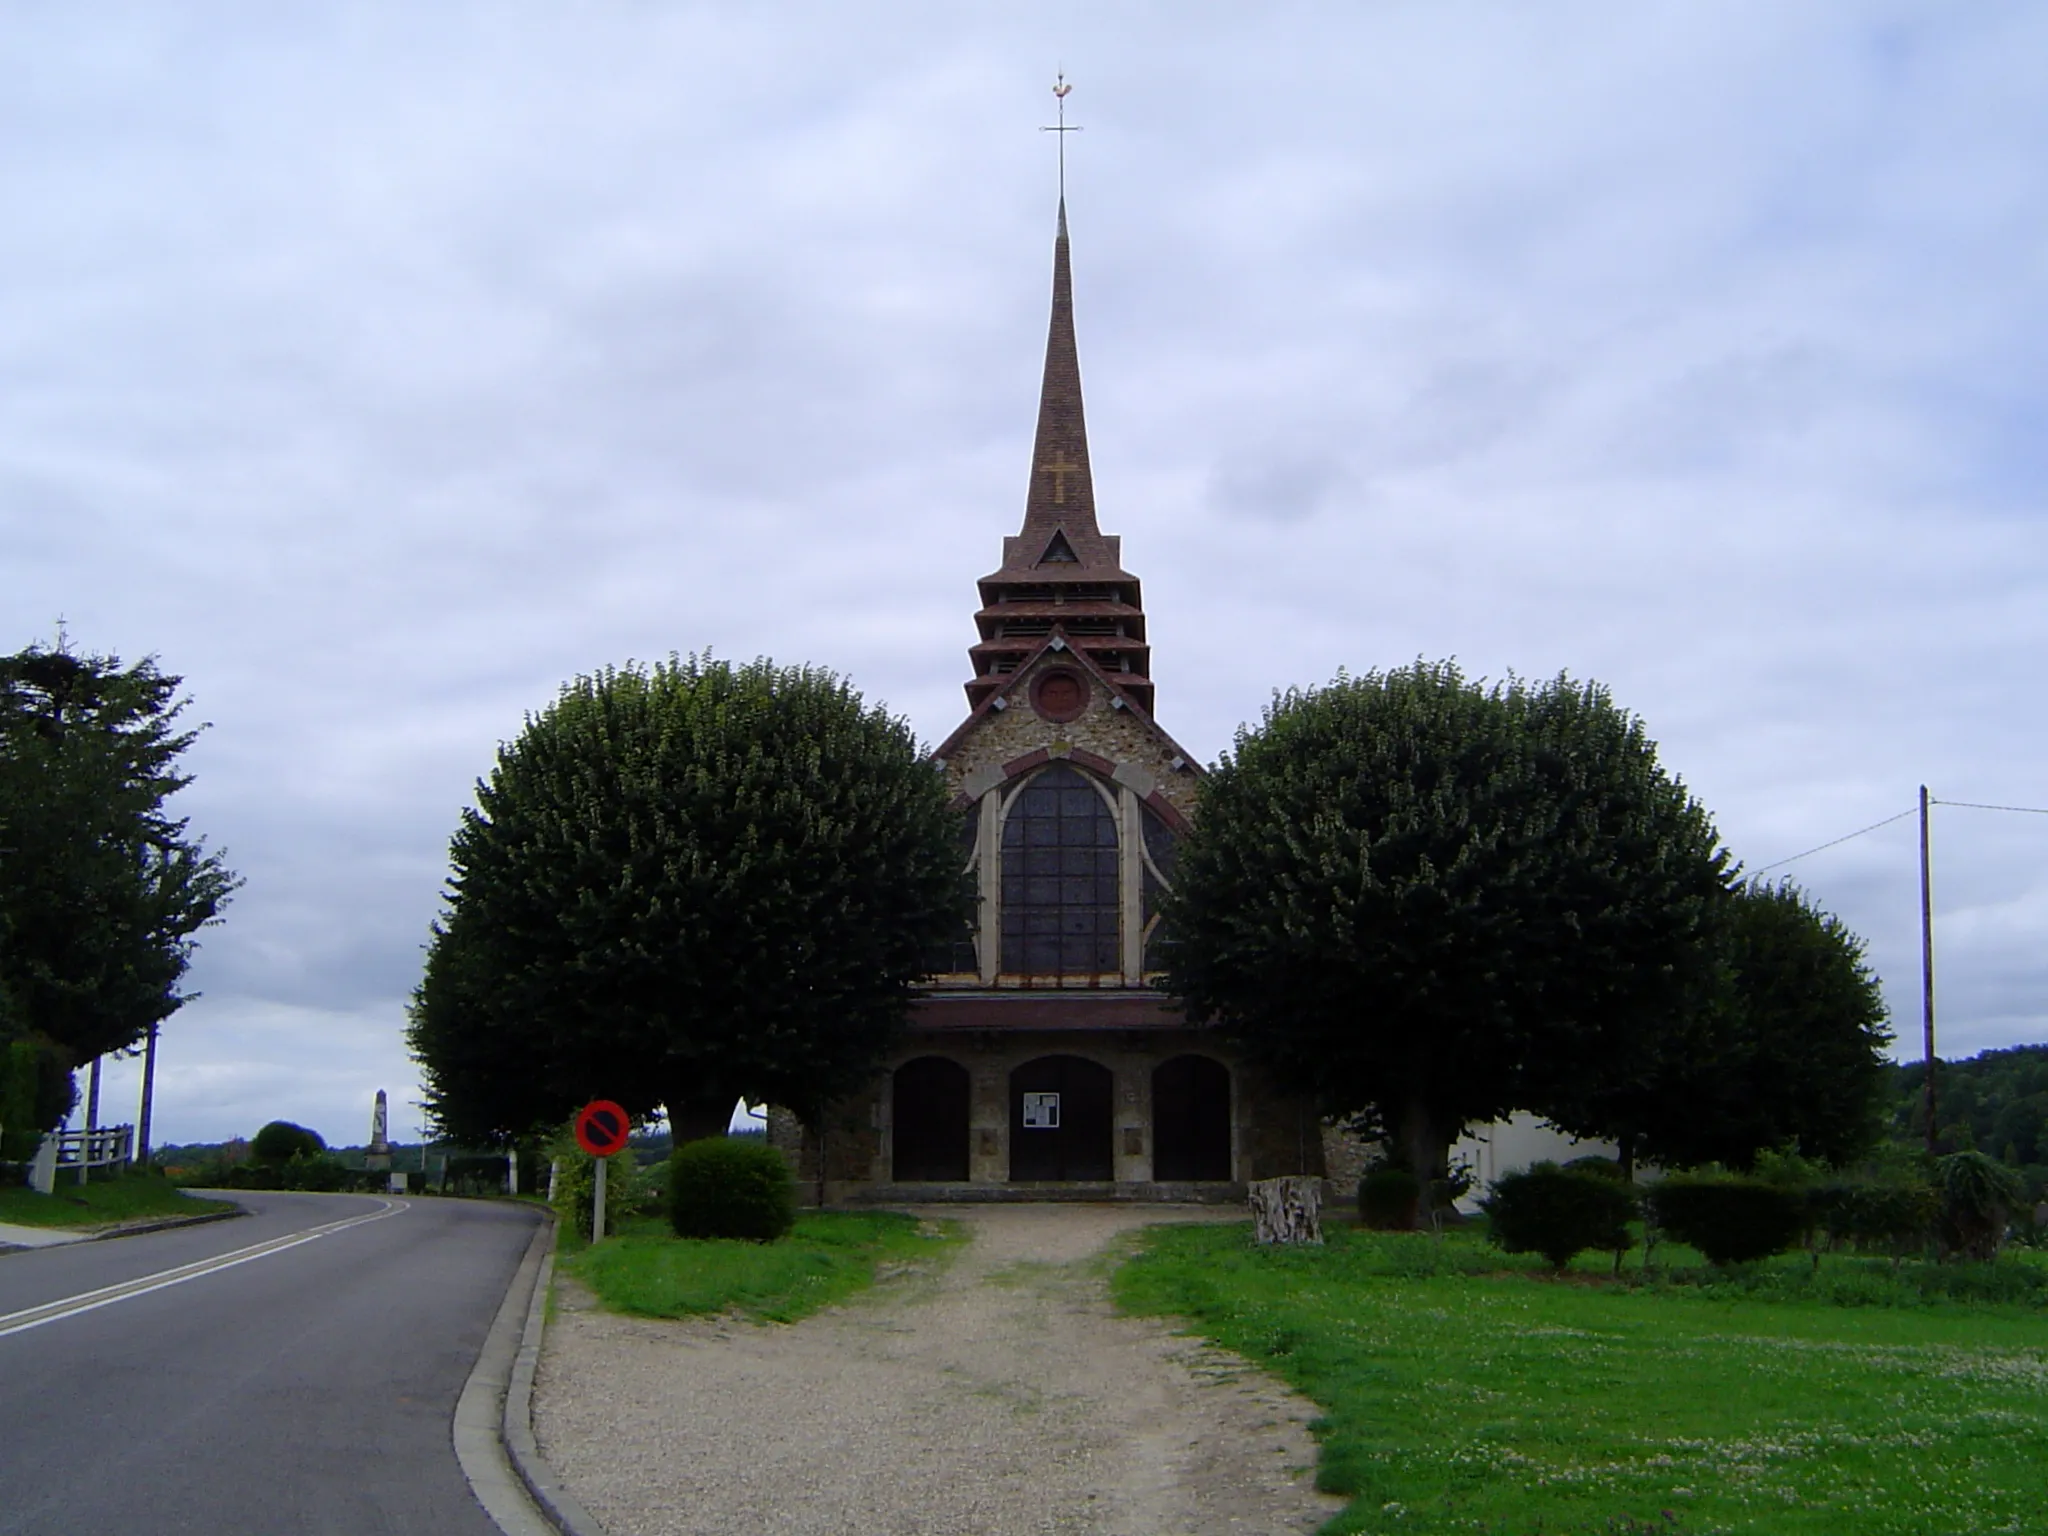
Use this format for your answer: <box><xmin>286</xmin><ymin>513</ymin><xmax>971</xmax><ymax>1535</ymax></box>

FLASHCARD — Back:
<box><xmin>455</xmin><ymin>1211</ymin><xmax>562</xmax><ymax>1535</ymax></box>
<box><xmin>0</xmin><ymin>1204</ymin><xmax>244</xmax><ymax>1255</ymax></box>
<box><xmin>89</xmin><ymin>1206</ymin><xmax>247</xmax><ymax>1241</ymax></box>
<box><xmin>500</xmin><ymin>1222</ymin><xmax>609</xmax><ymax>1536</ymax></box>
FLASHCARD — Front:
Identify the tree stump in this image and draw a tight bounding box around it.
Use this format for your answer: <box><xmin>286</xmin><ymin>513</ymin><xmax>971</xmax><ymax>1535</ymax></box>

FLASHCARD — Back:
<box><xmin>1248</xmin><ymin>1175</ymin><xmax>1324</xmax><ymax>1245</ymax></box>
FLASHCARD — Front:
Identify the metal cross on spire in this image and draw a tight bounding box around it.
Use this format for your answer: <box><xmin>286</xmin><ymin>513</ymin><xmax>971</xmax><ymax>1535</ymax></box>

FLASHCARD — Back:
<box><xmin>1040</xmin><ymin>72</ymin><xmax>1080</xmax><ymax>198</ymax></box>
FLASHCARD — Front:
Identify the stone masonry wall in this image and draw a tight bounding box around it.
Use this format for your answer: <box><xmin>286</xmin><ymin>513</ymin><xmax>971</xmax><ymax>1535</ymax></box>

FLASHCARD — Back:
<box><xmin>940</xmin><ymin>651</ymin><xmax>1200</xmax><ymax>820</ymax></box>
<box><xmin>781</xmin><ymin>1029</ymin><xmax>1325</xmax><ymax>1202</ymax></box>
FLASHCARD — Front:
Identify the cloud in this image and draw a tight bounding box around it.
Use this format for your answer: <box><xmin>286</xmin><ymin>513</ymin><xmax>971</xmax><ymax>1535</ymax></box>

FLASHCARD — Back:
<box><xmin>6</xmin><ymin>3</ymin><xmax>2047</xmax><ymax>1143</ymax></box>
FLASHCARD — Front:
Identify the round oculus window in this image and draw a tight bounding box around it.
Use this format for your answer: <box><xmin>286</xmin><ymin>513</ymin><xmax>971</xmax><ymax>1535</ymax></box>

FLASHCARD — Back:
<box><xmin>1032</xmin><ymin>669</ymin><xmax>1087</xmax><ymax>722</ymax></box>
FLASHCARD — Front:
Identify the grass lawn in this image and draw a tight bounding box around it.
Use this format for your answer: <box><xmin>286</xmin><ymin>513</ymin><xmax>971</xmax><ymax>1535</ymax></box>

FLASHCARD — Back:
<box><xmin>1115</xmin><ymin>1221</ymin><xmax>2048</xmax><ymax>1536</ymax></box>
<box><xmin>0</xmin><ymin>1172</ymin><xmax>234</xmax><ymax>1229</ymax></box>
<box><xmin>561</xmin><ymin>1209</ymin><xmax>961</xmax><ymax>1324</ymax></box>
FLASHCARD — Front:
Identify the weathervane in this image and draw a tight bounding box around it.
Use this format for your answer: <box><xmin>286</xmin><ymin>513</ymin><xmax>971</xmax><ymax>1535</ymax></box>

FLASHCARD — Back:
<box><xmin>1041</xmin><ymin>72</ymin><xmax>1080</xmax><ymax>198</ymax></box>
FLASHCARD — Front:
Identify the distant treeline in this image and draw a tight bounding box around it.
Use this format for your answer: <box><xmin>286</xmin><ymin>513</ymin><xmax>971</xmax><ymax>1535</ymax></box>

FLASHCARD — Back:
<box><xmin>1891</xmin><ymin>1045</ymin><xmax>2048</xmax><ymax>1176</ymax></box>
<box><xmin>157</xmin><ymin>1140</ymin><xmax>409</xmax><ymax>1171</ymax></box>
<box><xmin>155</xmin><ymin>1126</ymin><xmax>766</xmax><ymax>1174</ymax></box>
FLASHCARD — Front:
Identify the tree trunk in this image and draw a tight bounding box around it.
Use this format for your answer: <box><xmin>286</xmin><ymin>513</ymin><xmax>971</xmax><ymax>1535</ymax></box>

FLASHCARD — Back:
<box><xmin>1248</xmin><ymin>1176</ymin><xmax>1324</xmax><ymax>1245</ymax></box>
<box><xmin>1618</xmin><ymin>1131</ymin><xmax>1638</xmax><ymax>1183</ymax></box>
<box><xmin>1394</xmin><ymin>1095</ymin><xmax>1452</xmax><ymax>1229</ymax></box>
<box><xmin>664</xmin><ymin>1087</ymin><xmax>734</xmax><ymax>1145</ymax></box>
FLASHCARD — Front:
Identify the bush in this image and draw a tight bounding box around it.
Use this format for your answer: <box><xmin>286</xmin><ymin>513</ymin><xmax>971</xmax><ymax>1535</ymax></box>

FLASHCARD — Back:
<box><xmin>184</xmin><ymin>1154</ymin><xmax>355</xmax><ymax>1192</ymax></box>
<box><xmin>1811</xmin><ymin>1178</ymin><xmax>1938</xmax><ymax>1261</ymax></box>
<box><xmin>1937</xmin><ymin>1150</ymin><xmax>2028</xmax><ymax>1261</ymax></box>
<box><xmin>1480</xmin><ymin>1162</ymin><xmax>1637</xmax><ymax>1270</ymax></box>
<box><xmin>1649</xmin><ymin>1175</ymin><xmax>1805</xmax><ymax>1266</ymax></box>
<box><xmin>1358</xmin><ymin>1165</ymin><xmax>1422</xmax><ymax>1229</ymax></box>
<box><xmin>632</xmin><ymin>1153</ymin><xmax>670</xmax><ymax>1213</ymax></box>
<box><xmin>669</xmin><ymin>1136</ymin><xmax>796</xmax><ymax>1242</ymax></box>
<box><xmin>1562</xmin><ymin>1155</ymin><xmax>1628</xmax><ymax>1181</ymax></box>
<box><xmin>251</xmin><ymin>1121</ymin><xmax>326</xmax><ymax>1166</ymax></box>
<box><xmin>546</xmin><ymin>1129</ymin><xmax>645</xmax><ymax>1240</ymax></box>
<box><xmin>443</xmin><ymin>1155</ymin><xmax>509</xmax><ymax>1196</ymax></box>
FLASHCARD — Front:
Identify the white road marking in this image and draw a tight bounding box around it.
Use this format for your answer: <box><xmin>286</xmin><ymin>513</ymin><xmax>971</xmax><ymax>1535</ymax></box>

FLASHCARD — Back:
<box><xmin>0</xmin><ymin>1199</ymin><xmax>407</xmax><ymax>1340</ymax></box>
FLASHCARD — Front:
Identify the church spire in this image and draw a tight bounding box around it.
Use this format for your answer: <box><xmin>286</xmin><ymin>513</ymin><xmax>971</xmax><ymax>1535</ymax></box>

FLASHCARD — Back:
<box><xmin>965</xmin><ymin>197</ymin><xmax>1153</xmax><ymax>714</ymax></box>
<box><xmin>1016</xmin><ymin>196</ymin><xmax>1102</xmax><ymax>555</ymax></box>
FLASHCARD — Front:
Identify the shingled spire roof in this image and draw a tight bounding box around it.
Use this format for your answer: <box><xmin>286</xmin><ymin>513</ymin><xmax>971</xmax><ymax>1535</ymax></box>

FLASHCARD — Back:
<box><xmin>965</xmin><ymin>200</ymin><xmax>1154</xmax><ymax>713</ymax></box>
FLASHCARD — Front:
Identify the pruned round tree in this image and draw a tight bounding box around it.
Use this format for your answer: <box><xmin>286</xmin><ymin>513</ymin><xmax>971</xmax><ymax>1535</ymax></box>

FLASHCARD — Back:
<box><xmin>1565</xmin><ymin>878</ymin><xmax>1891</xmax><ymax>1171</ymax></box>
<box><xmin>251</xmin><ymin>1120</ymin><xmax>326</xmax><ymax>1166</ymax></box>
<box><xmin>1161</xmin><ymin>660</ymin><xmax>1731</xmax><ymax>1191</ymax></box>
<box><xmin>409</xmin><ymin>655</ymin><xmax>967</xmax><ymax>1145</ymax></box>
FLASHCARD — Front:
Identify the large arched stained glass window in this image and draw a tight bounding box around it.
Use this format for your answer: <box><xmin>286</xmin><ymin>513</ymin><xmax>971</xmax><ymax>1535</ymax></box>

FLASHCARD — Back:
<box><xmin>1000</xmin><ymin>763</ymin><xmax>1119</xmax><ymax>976</ymax></box>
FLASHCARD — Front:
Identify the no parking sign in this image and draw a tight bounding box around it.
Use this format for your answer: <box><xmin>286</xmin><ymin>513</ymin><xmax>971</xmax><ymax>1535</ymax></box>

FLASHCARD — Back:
<box><xmin>575</xmin><ymin>1099</ymin><xmax>631</xmax><ymax>1158</ymax></box>
<box><xmin>574</xmin><ymin>1099</ymin><xmax>630</xmax><ymax>1241</ymax></box>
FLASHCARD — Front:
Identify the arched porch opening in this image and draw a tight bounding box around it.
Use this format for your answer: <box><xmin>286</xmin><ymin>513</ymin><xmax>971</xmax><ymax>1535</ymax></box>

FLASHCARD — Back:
<box><xmin>893</xmin><ymin>1056</ymin><xmax>970</xmax><ymax>1182</ymax></box>
<box><xmin>1152</xmin><ymin>1054</ymin><xmax>1232</xmax><ymax>1181</ymax></box>
<box><xmin>1009</xmin><ymin>1055</ymin><xmax>1113</xmax><ymax>1181</ymax></box>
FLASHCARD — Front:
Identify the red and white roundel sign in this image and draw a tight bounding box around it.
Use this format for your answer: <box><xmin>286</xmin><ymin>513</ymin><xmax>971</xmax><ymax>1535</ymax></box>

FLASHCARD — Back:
<box><xmin>574</xmin><ymin>1099</ymin><xmax>631</xmax><ymax>1158</ymax></box>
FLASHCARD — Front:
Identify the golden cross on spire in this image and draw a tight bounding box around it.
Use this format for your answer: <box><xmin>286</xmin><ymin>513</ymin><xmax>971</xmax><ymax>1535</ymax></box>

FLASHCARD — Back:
<box><xmin>1037</xmin><ymin>453</ymin><xmax>1081</xmax><ymax>504</ymax></box>
<box><xmin>1040</xmin><ymin>72</ymin><xmax>1080</xmax><ymax>198</ymax></box>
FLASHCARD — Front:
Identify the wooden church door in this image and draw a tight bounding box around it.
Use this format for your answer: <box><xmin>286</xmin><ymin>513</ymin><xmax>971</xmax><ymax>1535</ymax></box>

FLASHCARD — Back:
<box><xmin>1151</xmin><ymin>1054</ymin><xmax>1233</xmax><ymax>1181</ymax></box>
<box><xmin>893</xmin><ymin>1057</ymin><xmax>971</xmax><ymax>1181</ymax></box>
<box><xmin>1009</xmin><ymin>1055</ymin><xmax>1114</xmax><ymax>1181</ymax></box>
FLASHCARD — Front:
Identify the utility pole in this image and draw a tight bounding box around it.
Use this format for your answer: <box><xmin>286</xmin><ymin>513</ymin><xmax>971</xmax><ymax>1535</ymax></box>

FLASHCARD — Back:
<box><xmin>81</xmin><ymin>1055</ymin><xmax>101</xmax><ymax>1186</ymax></box>
<box><xmin>1919</xmin><ymin>785</ymin><xmax>1937</xmax><ymax>1156</ymax></box>
<box><xmin>137</xmin><ymin>1023</ymin><xmax>159</xmax><ymax>1165</ymax></box>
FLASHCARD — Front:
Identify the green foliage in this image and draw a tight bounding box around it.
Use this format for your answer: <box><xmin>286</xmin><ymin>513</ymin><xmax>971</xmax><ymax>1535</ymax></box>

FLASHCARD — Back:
<box><xmin>0</xmin><ymin>1041</ymin><xmax>31</xmax><ymax>1160</ymax></box>
<box><xmin>408</xmin><ymin>654</ymin><xmax>968</xmax><ymax>1145</ymax></box>
<box><xmin>0</xmin><ymin>1171</ymin><xmax>233</xmax><ymax>1228</ymax></box>
<box><xmin>1357</xmin><ymin>1164</ymin><xmax>1421</xmax><ymax>1229</ymax></box>
<box><xmin>250</xmin><ymin>1120</ymin><xmax>326</xmax><ymax>1166</ymax></box>
<box><xmin>547</xmin><ymin>1124</ymin><xmax>647</xmax><ymax>1239</ymax></box>
<box><xmin>0</xmin><ymin>644</ymin><xmax>238</xmax><ymax>1065</ymax></box>
<box><xmin>1591</xmin><ymin>880</ymin><xmax>1892</xmax><ymax>1172</ymax></box>
<box><xmin>189</xmin><ymin>1155</ymin><xmax>356</xmax><ymax>1192</ymax></box>
<box><xmin>1649</xmin><ymin>1174</ymin><xmax>1807</xmax><ymax>1266</ymax></box>
<box><xmin>1563</xmin><ymin>1154</ymin><xmax>1629</xmax><ymax>1180</ymax></box>
<box><xmin>1161</xmin><ymin>660</ymin><xmax>1730</xmax><ymax>1183</ymax></box>
<box><xmin>1810</xmin><ymin>1177</ymin><xmax>1939</xmax><ymax>1260</ymax></box>
<box><xmin>565</xmin><ymin>1210</ymin><xmax>957</xmax><ymax>1324</ymax></box>
<box><xmin>442</xmin><ymin>1154</ymin><xmax>510</xmax><ymax>1195</ymax></box>
<box><xmin>667</xmin><ymin>1135</ymin><xmax>796</xmax><ymax>1241</ymax></box>
<box><xmin>1936</xmin><ymin>1150</ymin><xmax>2028</xmax><ymax>1261</ymax></box>
<box><xmin>1891</xmin><ymin>1043</ymin><xmax>2048</xmax><ymax>1175</ymax></box>
<box><xmin>0</xmin><ymin>1036</ymin><xmax>70</xmax><ymax>1159</ymax></box>
<box><xmin>1481</xmin><ymin>1161</ymin><xmax>1638</xmax><ymax>1269</ymax></box>
<box><xmin>1116</xmin><ymin>1221</ymin><xmax>2048</xmax><ymax>1533</ymax></box>
<box><xmin>1749</xmin><ymin>1143</ymin><xmax>1830</xmax><ymax>1189</ymax></box>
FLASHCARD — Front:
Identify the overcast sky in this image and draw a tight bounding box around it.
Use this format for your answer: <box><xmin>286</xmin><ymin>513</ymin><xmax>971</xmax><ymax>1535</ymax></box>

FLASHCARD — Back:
<box><xmin>6</xmin><ymin>4</ymin><xmax>2045</xmax><ymax>1148</ymax></box>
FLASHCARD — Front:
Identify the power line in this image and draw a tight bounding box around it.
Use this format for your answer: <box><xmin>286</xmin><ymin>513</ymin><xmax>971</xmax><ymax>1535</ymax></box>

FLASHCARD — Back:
<box><xmin>1933</xmin><ymin>798</ymin><xmax>2048</xmax><ymax>816</ymax></box>
<box><xmin>1754</xmin><ymin>806</ymin><xmax>1917</xmax><ymax>873</ymax></box>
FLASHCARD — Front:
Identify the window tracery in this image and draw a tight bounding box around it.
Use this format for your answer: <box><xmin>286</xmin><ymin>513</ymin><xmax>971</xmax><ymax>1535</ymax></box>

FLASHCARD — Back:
<box><xmin>999</xmin><ymin>763</ymin><xmax>1119</xmax><ymax>977</ymax></box>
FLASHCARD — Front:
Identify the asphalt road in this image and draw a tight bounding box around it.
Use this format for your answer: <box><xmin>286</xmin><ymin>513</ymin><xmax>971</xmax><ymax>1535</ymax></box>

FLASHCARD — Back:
<box><xmin>0</xmin><ymin>1190</ymin><xmax>545</xmax><ymax>1536</ymax></box>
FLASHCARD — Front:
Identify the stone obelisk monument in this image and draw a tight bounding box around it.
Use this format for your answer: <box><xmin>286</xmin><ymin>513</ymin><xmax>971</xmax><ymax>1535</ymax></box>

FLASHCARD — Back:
<box><xmin>365</xmin><ymin>1089</ymin><xmax>392</xmax><ymax>1172</ymax></box>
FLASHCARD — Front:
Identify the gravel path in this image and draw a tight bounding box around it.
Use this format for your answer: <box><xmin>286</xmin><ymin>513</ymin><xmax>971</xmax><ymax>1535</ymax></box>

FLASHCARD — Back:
<box><xmin>533</xmin><ymin>1204</ymin><xmax>1341</xmax><ymax>1535</ymax></box>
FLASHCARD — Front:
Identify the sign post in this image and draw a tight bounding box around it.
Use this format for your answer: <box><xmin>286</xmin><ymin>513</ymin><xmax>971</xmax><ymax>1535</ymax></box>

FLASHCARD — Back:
<box><xmin>574</xmin><ymin>1099</ymin><xmax>631</xmax><ymax>1242</ymax></box>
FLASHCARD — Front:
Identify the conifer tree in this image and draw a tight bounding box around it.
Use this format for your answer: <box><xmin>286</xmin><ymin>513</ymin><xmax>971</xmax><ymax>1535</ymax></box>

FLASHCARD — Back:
<box><xmin>0</xmin><ymin>643</ymin><xmax>236</xmax><ymax>1128</ymax></box>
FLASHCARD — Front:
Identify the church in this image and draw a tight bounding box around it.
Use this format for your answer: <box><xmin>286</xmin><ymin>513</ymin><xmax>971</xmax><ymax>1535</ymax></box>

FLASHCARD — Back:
<box><xmin>774</xmin><ymin>201</ymin><xmax>1331</xmax><ymax>1201</ymax></box>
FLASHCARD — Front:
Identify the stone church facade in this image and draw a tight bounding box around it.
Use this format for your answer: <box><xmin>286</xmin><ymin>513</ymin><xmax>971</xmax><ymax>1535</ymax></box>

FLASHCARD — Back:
<box><xmin>778</xmin><ymin>202</ymin><xmax>1328</xmax><ymax>1202</ymax></box>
